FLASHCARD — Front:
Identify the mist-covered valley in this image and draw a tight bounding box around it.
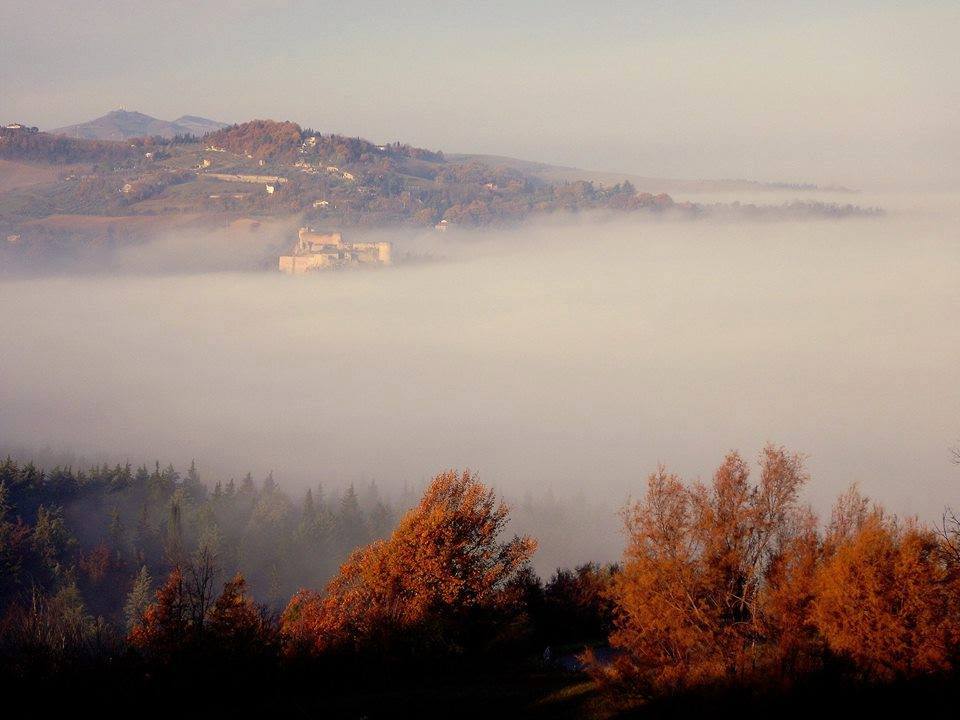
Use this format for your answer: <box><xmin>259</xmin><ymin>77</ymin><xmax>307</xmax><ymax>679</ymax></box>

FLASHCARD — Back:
<box><xmin>3</xmin><ymin>193</ymin><xmax>958</xmax><ymax>574</ymax></box>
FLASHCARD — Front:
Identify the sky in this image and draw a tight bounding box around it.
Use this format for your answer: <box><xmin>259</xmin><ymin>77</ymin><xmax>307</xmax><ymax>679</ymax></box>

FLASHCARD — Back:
<box><xmin>2</xmin><ymin>1</ymin><xmax>958</xmax><ymax>187</ymax></box>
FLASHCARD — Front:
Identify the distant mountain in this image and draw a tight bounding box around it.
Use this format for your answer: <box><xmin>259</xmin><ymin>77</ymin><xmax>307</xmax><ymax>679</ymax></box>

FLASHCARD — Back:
<box><xmin>49</xmin><ymin>110</ymin><xmax>227</xmax><ymax>141</ymax></box>
<box><xmin>171</xmin><ymin>115</ymin><xmax>229</xmax><ymax>137</ymax></box>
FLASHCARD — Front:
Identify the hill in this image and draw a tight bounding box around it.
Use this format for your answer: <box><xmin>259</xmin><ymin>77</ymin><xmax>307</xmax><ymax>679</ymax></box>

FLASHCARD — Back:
<box><xmin>0</xmin><ymin>118</ymin><xmax>881</xmax><ymax>271</ymax></box>
<box><xmin>170</xmin><ymin>114</ymin><xmax>229</xmax><ymax>137</ymax></box>
<box><xmin>50</xmin><ymin>109</ymin><xmax>227</xmax><ymax>141</ymax></box>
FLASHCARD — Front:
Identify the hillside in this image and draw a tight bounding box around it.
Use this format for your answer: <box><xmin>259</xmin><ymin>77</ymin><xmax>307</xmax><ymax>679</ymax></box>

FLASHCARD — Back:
<box><xmin>1</xmin><ymin>118</ymin><xmax>683</xmax><ymax>230</ymax></box>
<box><xmin>0</xmin><ymin>118</ymin><xmax>881</xmax><ymax>271</ymax></box>
<box><xmin>50</xmin><ymin>109</ymin><xmax>227</xmax><ymax>141</ymax></box>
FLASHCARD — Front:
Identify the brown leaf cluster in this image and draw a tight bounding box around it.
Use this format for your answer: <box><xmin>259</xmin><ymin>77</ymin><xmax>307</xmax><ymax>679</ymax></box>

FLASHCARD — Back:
<box><xmin>602</xmin><ymin>445</ymin><xmax>960</xmax><ymax>693</ymax></box>
<box><xmin>281</xmin><ymin>469</ymin><xmax>536</xmax><ymax>656</ymax></box>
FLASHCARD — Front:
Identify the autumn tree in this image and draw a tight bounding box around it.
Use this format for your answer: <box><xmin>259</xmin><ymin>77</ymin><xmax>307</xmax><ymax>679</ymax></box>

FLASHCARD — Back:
<box><xmin>281</xmin><ymin>469</ymin><xmax>536</xmax><ymax>658</ymax></box>
<box><xmin>207</xmin><ymin>573</ymin><xmax>272</xmax><ymax>655</ymax></box>
<box><xmin>811</xmin><ymin>493</ymin><xmax>960</xmax><ymax>680</ymax></box>
<box><xmin>758</xmin><ymin>506</ymin><xmax>823</xmax><ymax>676</ymax></box>
<box><xmin>128</xmin><ymin>549</ymin><xmax>217</xmax><ymax>657</ymax></box>
<box><xmin>603</xmin><ymin>446</ymin><xmax>809</xmax><ymax>693</ymax></box>
<box><xmin>128</xmin><ymin>566</ymin><xmax>189</xmax><ymax>657</ymax></box>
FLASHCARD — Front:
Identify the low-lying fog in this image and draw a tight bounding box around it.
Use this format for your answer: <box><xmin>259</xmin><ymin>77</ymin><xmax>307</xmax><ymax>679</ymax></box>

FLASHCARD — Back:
<box><xmin>2</xmin><ymin>192</ymin><xmax>959</xmax><ymax>567</ymax></box>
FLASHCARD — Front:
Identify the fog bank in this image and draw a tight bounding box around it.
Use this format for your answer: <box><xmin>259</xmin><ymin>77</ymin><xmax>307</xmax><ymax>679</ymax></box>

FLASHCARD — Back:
<box><xmin>2</xmin><ymin>199</ymin><xmax>959</xmax><ymax>564</ymax></box>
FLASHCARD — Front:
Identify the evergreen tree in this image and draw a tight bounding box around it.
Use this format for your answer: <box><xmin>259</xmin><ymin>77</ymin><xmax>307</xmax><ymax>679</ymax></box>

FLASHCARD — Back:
<box><xmin>240</xmin><ymin>472</ymin><xmax>255</xmax><ymax>495</ymax></box>
<box><xmin>164</xmin><ymin>499</ymin><xmax>183</xmax><ymax>563</ymax></box>
<box><xmin>124</xmin><ymin>565</ymin><xmax>152</xmax><ymax>632</ymax></box>
<box><xmin>267</xmin><ymin>564</ymin><xmax>282</xmax><ymax>610</ymax></box>
<box><xmin>184</xmin><ymin>459</ymin><xmax>205</xmax><ymax>499</ymax></box>
<box><xmin>333</xmin><ymin>484</ymin><xmax>367</xmax><ymax>557</ymax></box>
<box><xmin>108</xmin><ymin>506</ymin><xmax>126</xmax><ymax>562</ymax></box>
<box><xmin>0</xmin><ymin>480</ymin><xmax>28</xmax><ymax>604</ymax></box>
<box><xmin>110</xmin><ymin>462</ymin><xmax>132</xmax><ymax>491</ymax></box>
<box><xmin>134</xmin><ymin>503</ymin><xmax>151</xmax><ymax>550</ymax></box>
<box><xmin>262</xmin><ymin>471</ymin><xmax>276</xmax><ymax>495</ymax></box>
<box><xmin>302</xmin><ymin>488</ymin><xmax>316</xmax><ymax>522</ymax></box>
<box><xmin>31</xmin><ymin>504</ymin><xmax>72</xmax><ymax>583</ymax></box>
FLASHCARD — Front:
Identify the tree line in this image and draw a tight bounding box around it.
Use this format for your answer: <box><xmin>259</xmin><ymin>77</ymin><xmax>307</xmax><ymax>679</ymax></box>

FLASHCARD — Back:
<box><xmin>2</xmin><ymin>447</ymin><xmax>959</xmax><ymax>714</ymax></box>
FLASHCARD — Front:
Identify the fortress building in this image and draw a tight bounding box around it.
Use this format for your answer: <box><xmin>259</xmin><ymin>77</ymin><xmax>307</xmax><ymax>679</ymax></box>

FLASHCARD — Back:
<box><xmin>279</xmin><ymin>228</ymin><xmax>392</xmax><ymax>274</ymax></box>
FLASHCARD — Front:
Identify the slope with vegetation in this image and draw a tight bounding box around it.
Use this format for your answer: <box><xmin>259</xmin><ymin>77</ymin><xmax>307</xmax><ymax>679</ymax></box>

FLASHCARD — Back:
<box><xmin>0</xmin><ymin>118</ymin><xmax>882</xmax><ymax>271</ymax></box>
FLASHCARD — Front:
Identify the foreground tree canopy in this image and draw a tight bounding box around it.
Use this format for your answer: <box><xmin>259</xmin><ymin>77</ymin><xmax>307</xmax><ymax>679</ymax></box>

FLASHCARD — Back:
<box><xmin>281</xmin><ymin>469</ymin><xmax>536</xmax><ymax>656</ymax></box>
<box><xmin>3</xmin><ymin>449</ymin><xmax>960</xmax><ymax>712</ymax></box>
<box><xmin>600</xmin><ymin>445</ymin><xmax>960</xmax><ymax>694</ymax></box>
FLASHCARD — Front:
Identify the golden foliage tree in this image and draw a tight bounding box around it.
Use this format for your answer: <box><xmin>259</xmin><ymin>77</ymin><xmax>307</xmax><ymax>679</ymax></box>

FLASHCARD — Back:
<box><xmin>758</xmin><ymin>508</ymin><xmax>822</xmax><ymax>676</ymax></box>
<box><xmin>812</xmin><ymin>497</ymin><xmax>960</xmax><ymax>680</ymax></box>
<box><xmin>604</xmin><ymin>446</ymin><xmax>810</xmax><ymax>692</ymax></box>
<box><xmin>207</xmin><ymin>573</ymin><xmax>271</xmax><ymax>653</ymax></box>
<box><xmin>281</xmin><ymin>469</ymin><xmax>536</xmax><ymax>656</ymax></box>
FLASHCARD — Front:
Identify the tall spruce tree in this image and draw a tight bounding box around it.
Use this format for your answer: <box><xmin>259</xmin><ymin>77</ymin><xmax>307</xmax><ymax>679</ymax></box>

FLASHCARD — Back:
<box><xmin>124</xmin><ymin>565</ymin><xmax>152</xmax><ymax>632</ymax></box>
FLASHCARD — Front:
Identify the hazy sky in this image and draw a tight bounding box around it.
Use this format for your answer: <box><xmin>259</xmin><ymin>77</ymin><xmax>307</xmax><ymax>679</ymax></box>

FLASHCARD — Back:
<box><xmin>2</xmin><ymin>1</ymin><xmax>958</xmax><ymax>187</ymax></box>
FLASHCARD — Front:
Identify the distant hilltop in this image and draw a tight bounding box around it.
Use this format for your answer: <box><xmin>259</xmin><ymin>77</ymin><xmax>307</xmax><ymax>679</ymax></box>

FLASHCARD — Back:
<box><xmin>49</xmin><ymin>109</ymin><xmax>228</xmax><ymax>141</ymax></box>
<box><xmin>0</xmin><ymin>117</ymin><xmax>882</xmax><ymax>263</ymax></box>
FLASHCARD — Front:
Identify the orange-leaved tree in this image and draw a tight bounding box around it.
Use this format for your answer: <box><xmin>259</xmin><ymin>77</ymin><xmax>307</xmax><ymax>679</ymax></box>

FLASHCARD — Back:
<box><xmin>128</xmin><ymin>566</ymin><xmax>190</xmax><ymax>657</ymax></box>
<box><xmin>207</xmin><ymin>573</ymin><xmax>273</xmax><ymax>655</ymax></box>
<box><xmin>603</xmin><ymin>445</ymin><xmax>810</xmax><ymax>693</ymax></box>
<box><xmin>129</xmin><ymin>551</ymin><xmax>270</xmax><ymax>661</ymax></box>
<box><xmin>758</xmin><ymin>505</ymin><xmax>822</xmax><ymax>677</ymax></box>
<box><xmin>281</xmin><ymin>469</ymin><xmax>536</xmax><ymax>657</ymax></box>
<box><xmin>811</xmin><ymin>490</ymin><xmax>960</xmax><ymax>680</ymax></box>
